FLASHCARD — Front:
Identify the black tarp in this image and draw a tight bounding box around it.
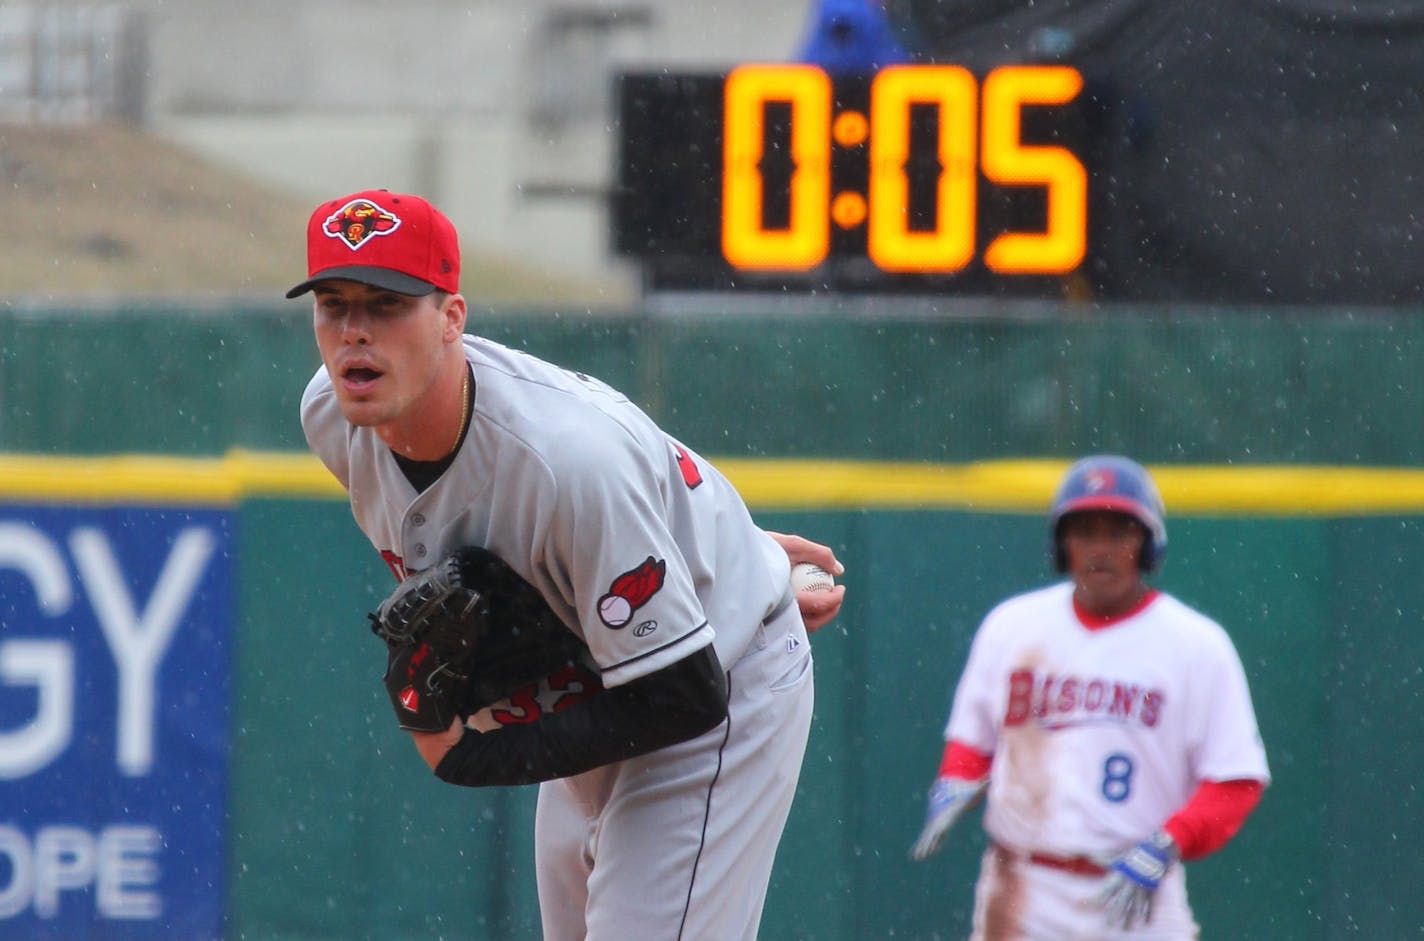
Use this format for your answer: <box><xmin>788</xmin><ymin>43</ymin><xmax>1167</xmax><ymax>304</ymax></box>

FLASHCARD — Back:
<box><xmin>884</xmin><ymin>0</ymin><xmax>1424</xmax><ymax>303</ymax></box>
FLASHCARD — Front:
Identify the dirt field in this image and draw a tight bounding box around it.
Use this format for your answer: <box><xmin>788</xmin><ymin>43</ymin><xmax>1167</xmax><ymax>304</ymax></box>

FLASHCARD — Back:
<box><xmin>0</xmin><ymin>122</ymin><xmax>627</xmax><ymax>307</ymax></box>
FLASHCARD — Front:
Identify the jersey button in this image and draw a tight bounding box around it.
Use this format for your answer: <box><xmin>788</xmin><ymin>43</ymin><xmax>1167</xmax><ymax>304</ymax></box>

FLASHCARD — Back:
<box><xmin>413</xmin><ymin>544</ymin><xmax>427</xmax><ymax>558</ymax></box>
<box><xmin>411</xmin><ymin>513</ymin><xmax>426</xmax><ymax>527</ymax></box>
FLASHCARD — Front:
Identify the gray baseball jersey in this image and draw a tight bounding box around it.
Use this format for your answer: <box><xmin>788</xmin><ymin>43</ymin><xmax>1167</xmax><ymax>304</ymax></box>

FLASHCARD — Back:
<box><xmin>301</xmin><ymin>334</ymin><xmax>814</xmax><ymax>939</ymax></box>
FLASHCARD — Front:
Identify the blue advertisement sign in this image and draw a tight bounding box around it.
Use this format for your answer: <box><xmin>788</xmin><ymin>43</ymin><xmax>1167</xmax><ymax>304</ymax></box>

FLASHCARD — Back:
<box><xmin>0</xmin><ymin>507</ymin><xmax>232</xmax><ymax>940</ymax></box>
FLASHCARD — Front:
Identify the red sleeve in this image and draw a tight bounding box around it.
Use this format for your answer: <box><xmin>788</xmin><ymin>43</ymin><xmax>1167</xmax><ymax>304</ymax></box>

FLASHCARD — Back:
<box><xmin>1162</xmin><ymin>779</ymin><xmax>1265</xmax><ymax>860</ymax></box>
<box><xmin>937</xmin><ymin>739</ymin><xmax>993</xmax><ymax>780</ymax></box>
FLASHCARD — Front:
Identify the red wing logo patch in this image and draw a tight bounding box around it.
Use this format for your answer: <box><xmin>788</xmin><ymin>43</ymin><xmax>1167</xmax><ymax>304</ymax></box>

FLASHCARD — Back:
<box><xmin>674</xmin><ymin>444</ymin><xmax>703</xmax><ymax>489</ymax></box>
<box><xmin>597</xmin><ymin>556</ymin><xmax>666</xmax><ymax>629</ymax></box>
<box><xmin>323</xmin><ymin>197</ymin><xmax>402</xmax><ymax>251</ymax></box>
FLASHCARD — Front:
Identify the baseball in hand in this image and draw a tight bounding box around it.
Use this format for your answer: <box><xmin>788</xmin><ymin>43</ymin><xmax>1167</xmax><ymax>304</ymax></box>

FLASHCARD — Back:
<box><xmin>790</xmin><ymin>562</ymin><xmax>836</xmax><ymax>593</ymax></box>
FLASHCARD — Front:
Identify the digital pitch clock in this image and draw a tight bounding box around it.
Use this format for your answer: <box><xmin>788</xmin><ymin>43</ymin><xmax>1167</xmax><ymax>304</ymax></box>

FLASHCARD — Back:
<box><xmin>612</xmin><ymin>63</ymin><xmax>1111</xmax><ymax>296</ymax></box>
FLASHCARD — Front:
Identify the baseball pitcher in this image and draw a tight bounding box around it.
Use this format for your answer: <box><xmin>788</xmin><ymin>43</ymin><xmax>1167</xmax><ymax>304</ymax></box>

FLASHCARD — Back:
<box><xmin>289</xmin><ymin>189</ymin><xmax>844</xmax><ymax>940</ymax></box>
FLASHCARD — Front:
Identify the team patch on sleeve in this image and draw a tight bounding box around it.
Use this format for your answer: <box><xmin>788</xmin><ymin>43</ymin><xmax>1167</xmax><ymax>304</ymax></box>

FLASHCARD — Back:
<box><xmin>597</xmin><ymin>556</ymin><xmax>666</xmax><ymax>630</ymax></box>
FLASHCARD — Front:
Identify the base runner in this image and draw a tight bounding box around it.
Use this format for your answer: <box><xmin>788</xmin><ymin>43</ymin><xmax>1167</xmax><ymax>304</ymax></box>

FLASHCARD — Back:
<box><xmin>910</xmin><ymin>455</ymin><xmax>1270</xmax><ymax>940</ymax></box>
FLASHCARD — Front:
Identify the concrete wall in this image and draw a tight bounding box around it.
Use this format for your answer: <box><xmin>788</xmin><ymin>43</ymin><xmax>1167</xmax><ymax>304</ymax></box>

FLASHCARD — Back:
<box><xmin>121</xmin><ymin>0</ymin><xmax>815</xmax><ymax>285</ymax></box>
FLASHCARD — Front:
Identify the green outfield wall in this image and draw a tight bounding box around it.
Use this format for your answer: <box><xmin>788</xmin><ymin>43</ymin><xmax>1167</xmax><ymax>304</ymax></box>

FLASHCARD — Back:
<box><xmin>5</xmin><ymin>299</ymin><xmax>1424</xmax><ymax>466</ymax></box>
<box><xmin>3</xmin><ymin>302</ymin><xmax>1422</xmax><ymax>938</ymax></box>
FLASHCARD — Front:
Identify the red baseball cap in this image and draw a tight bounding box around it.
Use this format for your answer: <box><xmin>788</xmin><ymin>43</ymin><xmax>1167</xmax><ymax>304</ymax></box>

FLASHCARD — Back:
<box><xmin>286</xmin><ymin>189</ymin><xmax>461</xmax><ymax>298</ymax></box>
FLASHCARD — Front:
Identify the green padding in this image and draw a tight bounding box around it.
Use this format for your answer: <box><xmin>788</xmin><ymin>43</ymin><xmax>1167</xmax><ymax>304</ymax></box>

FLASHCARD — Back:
<box><xmin>6</xmin><ymin>304</ymin><xmax>1424</xmax><ymax>466</ymax></box>
<box><xmin>228</xmin><ymin>503</ymin><xmax>1411</xmax><ymax>939</ymax></box>
<box><xmin>230</xmin><ymin>500</ymin><xmax>541</xmax><ymax>940</ymax></box>
<box><xmin>1322</xmin><ymin>518</ymin><xmax>1424</xmax><ymax>937</ymax></box>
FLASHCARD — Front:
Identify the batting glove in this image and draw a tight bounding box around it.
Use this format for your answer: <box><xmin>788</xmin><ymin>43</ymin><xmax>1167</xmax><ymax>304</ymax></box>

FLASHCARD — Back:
<box><xmin>908</xmin><ymin>776</ymin><xmax>988</xmax><ymax>861</ymax></box>
<box><xmin>1098</xmin><ymin>830</ymin><xmax>1179</xmax><ymax>929</ymax></box>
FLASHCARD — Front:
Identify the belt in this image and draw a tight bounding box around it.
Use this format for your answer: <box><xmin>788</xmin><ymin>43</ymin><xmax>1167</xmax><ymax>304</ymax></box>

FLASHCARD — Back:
<box><xmin>994</xmin><ymin>842</ymin><xmax>1107</xmax><ymax>877</ymax></box>
<box><xmin>1028</xmin><ymin>852</ymin><xmax>1107</xmax><ymax>877</ymax></box>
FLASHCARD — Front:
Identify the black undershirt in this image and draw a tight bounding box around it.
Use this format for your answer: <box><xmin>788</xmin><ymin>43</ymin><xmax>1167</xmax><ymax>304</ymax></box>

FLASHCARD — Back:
<box><xmin>392</xmin><ymin>363</ymin><xmax>474</xmax><ymax>493</ymax></box>
<box><xmin>434</xmin><ymin>643</ymin><xmax>730</xmax><ymax>787</ymax></box>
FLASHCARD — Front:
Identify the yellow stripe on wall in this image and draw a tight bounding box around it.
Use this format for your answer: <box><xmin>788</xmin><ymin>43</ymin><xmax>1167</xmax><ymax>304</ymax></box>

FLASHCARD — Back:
<box><xmin>0</xmin><ymin>451</ymin><xmax>341</xmax><ymax>506</ymax></box>
<box><xmin>719</xmin><ymin>459</ymin><xmax>1424</xmax><ymax>515</ymax></box>
<box><xmin>0</xmin><ymin>451</ymin><xmax>1421</xmax><ymax>515</ymax></box>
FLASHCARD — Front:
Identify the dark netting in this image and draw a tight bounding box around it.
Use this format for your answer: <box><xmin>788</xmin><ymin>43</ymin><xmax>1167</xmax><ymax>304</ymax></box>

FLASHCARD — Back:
<box><xmin>882</xmin><ymin>0</ymin><xmax>1424</xmax><ymax>304</ymax></box>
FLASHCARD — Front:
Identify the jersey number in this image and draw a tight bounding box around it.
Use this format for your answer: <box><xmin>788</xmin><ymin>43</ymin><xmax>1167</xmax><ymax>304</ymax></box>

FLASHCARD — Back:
<box><xmin>489</xmin><ymin>664</ymin><xmax>601</xmax><ymax>725</ymax></box>
<box><xmin>1101</xmin><ymin>752</ymin><xmax>1134</xmax><ymax>803</ymax></box>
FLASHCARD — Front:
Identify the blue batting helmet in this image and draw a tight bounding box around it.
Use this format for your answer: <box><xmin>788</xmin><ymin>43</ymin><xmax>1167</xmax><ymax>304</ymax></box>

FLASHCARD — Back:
<box><xmin>1049</xmin><ymin>455</ymin><xmax>1167</xmax><ymax>573</ymax></box>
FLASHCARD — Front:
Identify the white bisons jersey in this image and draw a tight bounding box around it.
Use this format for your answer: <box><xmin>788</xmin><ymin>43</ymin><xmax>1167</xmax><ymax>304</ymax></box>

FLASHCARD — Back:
<box><xmin>944</xmin><ymin>582</ymin><xmax>1270</xmax><ymax>859</ymax></box>
<box><xmin>302</xmin><ymin>334</ymin><xmax>792</xmax><ymax>688</ymax></box>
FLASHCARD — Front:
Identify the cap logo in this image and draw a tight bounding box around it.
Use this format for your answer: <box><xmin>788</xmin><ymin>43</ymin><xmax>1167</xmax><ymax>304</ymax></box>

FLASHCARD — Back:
<box><xmin>1085</xmin><ymin>468</ymin><xmax>1116</xmax><ymax>492</ymax></box>
<box><xmin>322</xmin><ymin>198</ymin><xmax>402</xmax><ymax>251</ymax></box>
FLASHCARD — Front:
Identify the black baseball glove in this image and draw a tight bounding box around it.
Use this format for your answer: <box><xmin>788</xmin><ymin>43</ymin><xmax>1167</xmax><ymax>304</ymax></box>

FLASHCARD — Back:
<box><xmin>368</xmin><ymin>547</ymin><xmax>589</xmax><ymax>733</ymax></box>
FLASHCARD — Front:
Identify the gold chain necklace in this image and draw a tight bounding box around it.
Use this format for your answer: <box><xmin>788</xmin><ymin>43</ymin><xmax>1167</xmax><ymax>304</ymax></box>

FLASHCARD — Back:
<box><xmin>451</xmin><ymin>366</ymin><xmax>470</xmax><ymax>457</ymax></box>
